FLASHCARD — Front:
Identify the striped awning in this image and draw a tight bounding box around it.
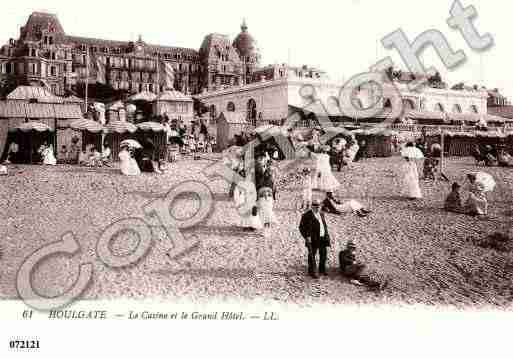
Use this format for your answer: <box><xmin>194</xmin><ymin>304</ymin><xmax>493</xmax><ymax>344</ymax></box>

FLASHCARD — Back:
<box><xmin>0</xmin><ymin>101</ymin><xmax>26</xmax><ymax>118</ymax></box>
<box><xmin>106</xmin><ymin>121</ymin><xmax>138</xmax><ymax>134</ymax></box>
<box><xmin>63</xmin><ymin>95</ymin><xmax>84</xmax><ymax>104</ymax></box>
<box><xmin>107</xmin><ymin>100</ymin><xmax>125</xmax><ymax>110</ymax></box>
<box><xmin>137</xmin><ymin>121</ymin><xmax>164</xmax><ymax>132</ymax></box>
<box><xmin>10</xmin><ymin>121</ymin><xmax>53</xmax><ymax>132</ymax></box>
<box><xmin>128</xmin><ymin>91</ymin><xmax>157</xmax><ymax>102</ymax></box>
<box><xmin>54</xmin><ymin>104</ymin><xmax>83</xmax><ymax>119</ymax></box>
<box><xmin>6</xmin><ymin>86</ymin><xmax>63</xmax><ymax>103</ymax></box>
<box><xmin>25</xmin><ymin>103</ymin><xmax>55</xmax><ymax>118</ymax></box>
<box><xmin>69</xmin><ymin>118</ymin><xmax>104</xmax><ymax>133</ymax></box>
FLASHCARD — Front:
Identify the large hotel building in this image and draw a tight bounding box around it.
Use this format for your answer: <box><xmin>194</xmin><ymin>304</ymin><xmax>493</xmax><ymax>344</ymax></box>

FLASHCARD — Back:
<box><xmin>0</xmin><ymin>12</ymin><xmax>262</xmax><ymax>96</ymax></box>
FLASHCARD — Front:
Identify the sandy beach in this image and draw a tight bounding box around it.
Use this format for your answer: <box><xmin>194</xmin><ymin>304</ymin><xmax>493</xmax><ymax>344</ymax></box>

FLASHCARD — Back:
<box><xmin>0</xmin><ymin>155</ymin><xmax>511</xmax><ymax>308</ymax></box>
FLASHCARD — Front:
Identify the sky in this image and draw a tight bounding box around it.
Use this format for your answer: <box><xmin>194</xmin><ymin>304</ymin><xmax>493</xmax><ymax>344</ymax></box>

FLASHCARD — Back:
<box><xmin>1</xmin><ymin>0</ymin><xmax>512</xmax><ymax>96</ymax></box>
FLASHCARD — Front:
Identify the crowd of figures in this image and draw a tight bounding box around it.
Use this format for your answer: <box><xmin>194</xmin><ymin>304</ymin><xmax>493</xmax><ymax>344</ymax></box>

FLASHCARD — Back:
<box><xmin>472</xmin><ymin>143</ymin><xmax>513</xmax><ymax>168</ymax></box>
<box><xmin>222</xmin><ymin>127</ymin><xmax>497</xmax><ymax>287</ymax></box>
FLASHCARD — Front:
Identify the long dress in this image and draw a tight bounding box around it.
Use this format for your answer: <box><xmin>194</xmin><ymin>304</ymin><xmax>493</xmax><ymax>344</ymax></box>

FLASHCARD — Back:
<box><xmin>464</xmin><ymin>182</ymin><xmax>488</xmax><ymax>215</ymax></box>
<box><xmin>119</xmin><ymin>149</ymin><xmax>141</xmax><ymax>176</ymax></box>
<box><xmin>401</xmin><ymin>159</ymin><xmax>422</xmax><ymax>199</ymax></box>
<box><xmin>42</xmin><ymin>146</ymin><xmax>57</xmax><ymax>165</ymax></box>
<box><xmin>257</xmin><ymin>196</ymin><xmax>274</xmax><ymax>225</ymax></box>
<box><xmin>233</xmin><ymin>181</ymin><xmax>262</xmax><ymax>229</ymax></box>
<box><xmin>313</xmin><ymin>153</ymin><xmax>340</xmax><ymax>192</ymax></box>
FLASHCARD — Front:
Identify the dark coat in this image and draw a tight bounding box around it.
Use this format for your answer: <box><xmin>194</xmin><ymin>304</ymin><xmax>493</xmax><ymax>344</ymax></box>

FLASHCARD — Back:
<box><xmin>299</xmin><ymin>210</ymin><xmax>330</xmax><ymax>247</ymax></box>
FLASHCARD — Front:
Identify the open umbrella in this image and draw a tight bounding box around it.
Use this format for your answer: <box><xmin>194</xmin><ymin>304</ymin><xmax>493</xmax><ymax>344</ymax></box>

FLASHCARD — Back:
<box><xmin>401</xmin><ymin>146</ymin><xmax>424</xmax><ymax>159</ymax></box>
<box><xmin>69</xmin><ymin>118</ymin><xmax>104</xmax><ymax>133</ymax></box>
<box><xmin>120</xmin><ymin>139</ymin><xmax>142</xmax><ymax>149</ymax></box>
<box><xmin>474</xmin><ymin>172</ymin><xmax>496</xmax><ymax>192</ymax></box>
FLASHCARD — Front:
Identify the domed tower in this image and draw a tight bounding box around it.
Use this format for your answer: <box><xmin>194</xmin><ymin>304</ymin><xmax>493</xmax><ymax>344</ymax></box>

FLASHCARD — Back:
<box><xmin>233</xmin><ymin>19</ymin><xmax>259</xmax><ymax>85</ymax></box>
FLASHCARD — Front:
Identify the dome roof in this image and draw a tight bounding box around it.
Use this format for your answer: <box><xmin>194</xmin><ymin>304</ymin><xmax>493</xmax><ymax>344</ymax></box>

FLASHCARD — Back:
<box><xmin>233</xmin><ymin>19</ymin><xmax>258</xmax><ymax>58</ymax></box>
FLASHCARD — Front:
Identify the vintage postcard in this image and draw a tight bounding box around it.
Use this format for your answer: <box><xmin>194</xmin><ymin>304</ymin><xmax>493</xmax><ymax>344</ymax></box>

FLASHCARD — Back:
<box><xmin>0</xmin><ymin>0</ymin><xmax>512</xmax><ymax>356</ymax></box>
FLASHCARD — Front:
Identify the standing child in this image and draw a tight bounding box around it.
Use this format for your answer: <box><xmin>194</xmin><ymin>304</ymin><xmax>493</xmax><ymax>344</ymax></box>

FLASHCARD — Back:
<box><xmin>301</xmin><ymin>167</ymin><xmax>313</xmax><ymax>210</ymax></box>
<box><xmin>257</xmin><ymin>187</ymin><xmax>274</xmax><ymax>228</ymax></box>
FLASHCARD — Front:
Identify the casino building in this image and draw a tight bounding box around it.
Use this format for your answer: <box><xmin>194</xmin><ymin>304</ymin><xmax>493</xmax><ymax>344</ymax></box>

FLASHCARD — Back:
<box><xmin>0</xmin><ymin>12</ymin><xmax>260</xmax><ymax>97</ymax></box>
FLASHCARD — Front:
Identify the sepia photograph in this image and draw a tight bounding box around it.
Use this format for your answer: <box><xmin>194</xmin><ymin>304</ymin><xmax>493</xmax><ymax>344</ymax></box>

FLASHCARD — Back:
<box><xmin>0</xmin><ymin>0</ymin><xmax>512</xmax><ymax>356</ymax></box>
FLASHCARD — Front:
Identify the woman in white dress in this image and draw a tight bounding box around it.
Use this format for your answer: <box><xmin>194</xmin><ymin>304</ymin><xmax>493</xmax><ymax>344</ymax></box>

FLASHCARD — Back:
<box><xmin>401</xmin><ymin>157</ymin><xmax>422</xmax><ymax>199</ymax></box>
<box><xmin>41</xmin><ymin>144</ymin><xmax>57</xmax><ymax>165</ymax></box>
<box><xmin>313</xmin><ymin>146</ymin><xmax>340</xmax><ymax>192</ymax></box>
<box><xmin>233</xmin><ymin>179</ymin><xmax>262</xmax><ymax>231</ymax></box>
<box><xmin>257</xmin><ymin>187</ymin><xmax>274</xmax><ymax>227</ymax></box>
<box><xmin>119</xmin><ymin>146</ymin><xmax>141</xmax><ymax>176</ymax></box>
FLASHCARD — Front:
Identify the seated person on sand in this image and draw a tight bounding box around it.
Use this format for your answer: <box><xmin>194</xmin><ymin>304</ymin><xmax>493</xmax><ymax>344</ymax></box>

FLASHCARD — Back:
<box><xmin>498</xmin><ymin>148</ymin><xmax>513</xmax><ymax>167</ymax></box>
<box><xmin>101</xmin><ymin>144</ymin><xmax>112</xmax><ymax>166</ymax></box>
<box><xmin>484</xmin><ymin>145</ymin><xmax>498</xmax><ymax>167</ymax></box>
<box><xmin>321</xmin><ymin>192</ymin><xmax>371</xmax><ymax>218</ymax></box>
<box><xmin>339</xmin><ymin>240</ymin><xmax>385</xmax><ymax>290</ymax></box>
<box><xmin>463</xmin><ymin>173</ymin><xmax>488</xmax><ymax>216</ymax></box>
<box><xmin>88</xmin><ymin>147</ymin><xmax>102</xmax><ymax>167</ymax></box>
<box><xmin>444</xmin><ymin>182</ymin><xmax>463</xmax><ymax>213</ymax></box>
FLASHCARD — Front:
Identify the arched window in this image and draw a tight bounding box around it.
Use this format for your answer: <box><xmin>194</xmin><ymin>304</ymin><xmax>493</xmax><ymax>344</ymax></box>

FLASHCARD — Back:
<box><xmin>383</xmin><ymin>98</ymin><xmax>392</xmax><ymax>109</ymax></box>
<box><xmin>247</xmin><ymin>99</ymin><xmax>257</xmax><ymax>126</ymax></box>
<box><xmin>470</xmin><ymin>105</ymin><xmax>479</xmax><ymax>114</ymax></box>
<box><xmin>452</xmin><ymin>104</ymin><xmax>462</xmax><ymax>113</ymax></box>
<box><xmin>435</xmin><ymin>103</ymin><xmax>445</xmax><ymax>112</ymax></box>
<box><xmin>227</xmin><ymin>102</ymin><xmax>235</xmax><ymax>112</ymax></box>
<box><xmin>402</xmin><ymin>99</ymin><xmax>415</xmax><ymax>111</ymax></box>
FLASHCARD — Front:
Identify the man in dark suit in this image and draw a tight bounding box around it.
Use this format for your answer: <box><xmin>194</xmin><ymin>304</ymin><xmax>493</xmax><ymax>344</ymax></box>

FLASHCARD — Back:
<box><xmin>298</xmin><ymin>199</ymin><xmax>330</xmax><ymax>279</ymax></box>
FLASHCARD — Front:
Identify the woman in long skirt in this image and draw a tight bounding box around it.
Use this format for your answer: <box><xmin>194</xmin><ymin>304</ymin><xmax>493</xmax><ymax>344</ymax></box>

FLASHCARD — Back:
<box><xmin>313</xmin><ymin>146</ymin><xmax>340</xmax><ymax>193</ymax></box>
<box><xmin>233</xmin><ymin>180</ymin><xmax>262</xmax><ymax>231</ymax></box>
<box><xmin>401</xmin><ymin>157</ymin><xmax>422</xmax><ymax>199</ymax></box>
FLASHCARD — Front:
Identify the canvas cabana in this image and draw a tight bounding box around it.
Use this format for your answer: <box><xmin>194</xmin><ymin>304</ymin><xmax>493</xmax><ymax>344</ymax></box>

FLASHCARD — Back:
<box><xmin>135</xmin><ymin>122</ymin><xmax>166</xmax><ymax>160</ymax></box>
<box><xmin>128</xmin><ymin>91</ymin><xmax>156</xmax><ymax>122</ymax></box>
<box><xmin>253</xmin><ymin>124</ymin><xmax>295</xmax><ymax>160</ymax></box>
<box><xmin>216</xmin><ymin>112</ymin><xmax>249</xmax><ymax>152</ymax></box>
<box><xmin>8</xmin><ymin>121</ymin><xmax>53</xmax><ymax>163</ymax></box>
<box><xmin>105</xmin><ymin>121</ymin><xmax>138</xmax><ymax>160</ymax></box>
<box><xmin>69</xmin><ymin>118</ymin><xmax>105</xmax><ymax>154</ymax></box>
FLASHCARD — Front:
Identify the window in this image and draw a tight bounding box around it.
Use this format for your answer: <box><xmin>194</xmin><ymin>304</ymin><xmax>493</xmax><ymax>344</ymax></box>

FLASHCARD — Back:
<box><xmin>51</xmin><ymin>52</ymin><xmax>56</xmax><ymax>60</ymax></box>
<box><xmin>149</xmin><ymin>84</ymin><xmax>153</xmax><ymax>92</ymax></box>
<box><xmin>50</xmin><ymin>66</ymin><xmax>56</xmax><ymax>76</ymax></box>
<box><xmin>452</xmin><ymin>104</ymin><xmax>462</xmax><ymax>113</ymax></box>
<box><xmin>227</xmin><ymin>102</ymin><xmax>235</xmax><ymax>112</ymax></box>
<box><xmin>6</xmin><ymin>63</ymin><xmax>11</xmax><ymax>74</ymax></box>
<box><xmin>470</xmin><ymin>105</ymin><xmax>479</xmax><ymax>114</ymax></box>
<box><xmin>49</xmin><ymin>37</ymin><xmax>54</xmax><ymax>45</ymax></box>
<box><xmin>44</xmin><ymin>36</ymin><xmax>48</xmax><ymax>44</ymax></box>
<box><xmin>435</xmin><ymin>103</ymin><xmax>445</xmax><ymax>112</ymax></box>
<box><xmin>31</xmin><ymin>49</ymin><xmax>36</xmax><ymax>57</ymax></box>
<box><xmin>31</xmin><ymin>63</ymin><xmax>36</xmax><ymax>74</ymax></box>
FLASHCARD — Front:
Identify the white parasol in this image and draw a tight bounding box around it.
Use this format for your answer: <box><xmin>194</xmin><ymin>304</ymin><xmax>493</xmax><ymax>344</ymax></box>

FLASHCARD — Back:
<box><xmin>474</xmin><ymin>171</ymin><xmax>496</xmax><ymax>192</ymax></box>
<box><xmin>120</xmin><ymin>139</ymin><xmax>142</xmax><ymax>149</ymax></box>
<box><xmin>401</xmin><ymin>146</ymin><xmax>424</xmax><ymax>159</ymax></box>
